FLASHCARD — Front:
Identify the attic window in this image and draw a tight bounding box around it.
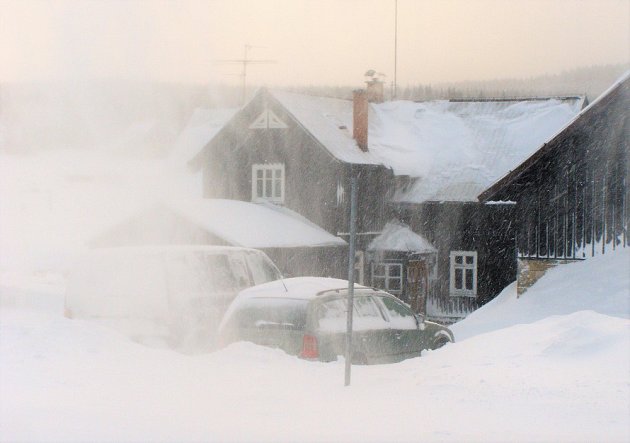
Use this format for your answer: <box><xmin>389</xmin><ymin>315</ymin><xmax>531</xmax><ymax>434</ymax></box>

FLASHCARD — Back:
<box><xmin>252</xmin><ymin>163</ymin><xmax>285</xmax><ymax>203</ymax></box>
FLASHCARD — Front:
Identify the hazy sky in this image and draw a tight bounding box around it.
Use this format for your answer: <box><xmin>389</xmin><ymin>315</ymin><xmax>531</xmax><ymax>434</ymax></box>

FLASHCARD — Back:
<box><xmin>1</xmin><ymin>0</ymin><xmax>628</xmax><ymax>86</ymax></box>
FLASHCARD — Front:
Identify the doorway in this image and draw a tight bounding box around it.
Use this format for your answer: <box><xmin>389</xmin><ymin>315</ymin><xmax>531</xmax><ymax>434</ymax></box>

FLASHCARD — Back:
<box><xmin>407</xmin><ymin>260</ymin><xmax>428</xmax><ymax>315</ymax></box>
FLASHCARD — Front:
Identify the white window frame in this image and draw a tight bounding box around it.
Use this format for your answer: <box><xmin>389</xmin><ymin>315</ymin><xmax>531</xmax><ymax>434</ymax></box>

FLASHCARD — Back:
<box><xmin>449</xmin><ymin>251</ymin><xmax>477</xmax><ymax>297</ymax></box>
<box><xmin>252</xmin><ymin>163</ymin><xmax>285</xmax><ymax>203</ymax></box>
<box><xmin>371</xmin><ymin>262</ymin><xmax>403</xmax><ymax>295</ymax></box>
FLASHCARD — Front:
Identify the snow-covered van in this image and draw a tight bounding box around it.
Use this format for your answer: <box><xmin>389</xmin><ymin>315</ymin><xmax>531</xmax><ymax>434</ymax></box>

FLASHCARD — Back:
<box><xmin>65</xmin><ymin>245</ymin><xmax>282</xmax><ymax>349</ymax></box>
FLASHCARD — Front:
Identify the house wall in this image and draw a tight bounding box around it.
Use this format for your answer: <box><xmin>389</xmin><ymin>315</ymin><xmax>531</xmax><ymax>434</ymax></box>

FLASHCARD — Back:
<box><xmin>202</xmin><ymin>91</ymin><xmax>347</xmax><ymax>235</ymax></box>
<box><xmin>262</xmin><ymin>246</ymin><xmax>348</xmax><ymax>279</ymax></box>
<box><xmin>489</xmin><ymin>79</ymin><xmax>629</xmax><ymax>259</ymax></box>
<box><xmin>393</xmin><ymin>201</ymin><xmax>517</xmax><ymax>319</ymax></box>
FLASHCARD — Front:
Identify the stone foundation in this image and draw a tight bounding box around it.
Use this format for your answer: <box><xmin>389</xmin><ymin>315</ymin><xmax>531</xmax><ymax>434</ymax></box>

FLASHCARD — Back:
<box><xmin>517</xmin><ymin>258</ymin><xmax>577</xmax><ymax>296</ymax></box>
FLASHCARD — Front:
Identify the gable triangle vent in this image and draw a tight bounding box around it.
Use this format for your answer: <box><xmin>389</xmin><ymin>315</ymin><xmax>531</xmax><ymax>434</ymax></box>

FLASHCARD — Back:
<box><xmin>249</xmin><ymin>107</ymin><xmax>288</xmax><ymax>129</ymax></box>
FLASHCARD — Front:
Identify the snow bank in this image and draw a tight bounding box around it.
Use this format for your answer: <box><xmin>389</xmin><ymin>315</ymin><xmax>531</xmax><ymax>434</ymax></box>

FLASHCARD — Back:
<box><xmin>452</xmin><ymin>247</ymin><xmax>630</xmax><ymax>340</ymax></box>
<box><xmin>1</xmin><ymin>286</ymin><xmax>628</xmax><ymax>442</ymax></box>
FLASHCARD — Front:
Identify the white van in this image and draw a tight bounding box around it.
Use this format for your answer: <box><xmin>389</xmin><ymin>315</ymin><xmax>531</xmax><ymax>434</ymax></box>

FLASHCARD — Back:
<box><xmin>65</xmin><ymin>245</ymin><xmax>282</xmax><ymax>349</ymax></box>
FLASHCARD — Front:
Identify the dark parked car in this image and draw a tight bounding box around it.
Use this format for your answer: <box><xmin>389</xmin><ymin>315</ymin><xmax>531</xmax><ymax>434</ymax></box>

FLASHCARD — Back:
<box><xmin>218</xmin><ymin>277</ymin><xmax>454</xmax><ymax>364</ymax></box>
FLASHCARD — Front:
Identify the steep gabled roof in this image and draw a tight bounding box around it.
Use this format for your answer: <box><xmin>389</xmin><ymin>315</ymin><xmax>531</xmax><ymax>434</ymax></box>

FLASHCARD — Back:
<box><xmin>269</xmin><ymin>90</ymin><xmax>382</xmax><ymax>165</ymax></box>
<box><xmin>271</xmin><ymin>90</ymin><xmax>584</xmax><ymax>202</ymax></box>
<box><xmin>479</xmin><ymin>72</ymin><xmax>629</xmax><ymax>202</ymax></box>
<box><xmin>192</xmin><ymin>88</ymin><xmax>585</xmax><ymax>202</ymax></box>
<box><xmin>169</xmin><ymin>108</ymin><xmax>237</xmax><ymax>165</ymax></box>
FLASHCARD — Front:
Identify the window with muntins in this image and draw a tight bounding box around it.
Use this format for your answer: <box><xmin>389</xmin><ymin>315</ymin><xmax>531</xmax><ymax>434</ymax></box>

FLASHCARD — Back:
<box><xmin>449</xmin><ymin>251</ymin><xmax>477</xmax><ymax>297</ymax></box>
<box><xmin>252</xmin><ymin>163</ymin><xmax>285</xmax><ymax>203</ymax></box>
<box><xmin>371</xmin><ymin>262</ymin><xmax>403</xmax><ymax>294</ymax></box>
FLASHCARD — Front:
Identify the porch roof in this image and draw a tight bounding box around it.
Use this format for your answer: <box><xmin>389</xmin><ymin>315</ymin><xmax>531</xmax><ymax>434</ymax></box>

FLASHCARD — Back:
<box><xmin>367</xmin><ymin>222</ymin><xmax>436</xmax><ymax>253</ymax></box>
<box><xmin>171</xmin><ymin>198</ymin><xmax>347</xmax><ymax>249</ymax></box>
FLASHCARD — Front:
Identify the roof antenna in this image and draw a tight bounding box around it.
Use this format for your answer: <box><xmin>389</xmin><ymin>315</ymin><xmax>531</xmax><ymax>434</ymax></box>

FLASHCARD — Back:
<box><xmin>214</xmin><ymin>44</ymin><xmax>277</xmax><ymax>105</ymax></box>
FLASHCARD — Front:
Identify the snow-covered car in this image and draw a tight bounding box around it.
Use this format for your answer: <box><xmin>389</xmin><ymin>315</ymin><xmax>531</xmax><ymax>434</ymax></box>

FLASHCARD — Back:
<box><xmin>218</xmin><ymin>277</ymin><xmax>454</xmax><ymax>364</ymax></box>
<box><xmin>65</xmin><ymin>245</ymin><xmax>282</xmax><ymax>347</ymax></box>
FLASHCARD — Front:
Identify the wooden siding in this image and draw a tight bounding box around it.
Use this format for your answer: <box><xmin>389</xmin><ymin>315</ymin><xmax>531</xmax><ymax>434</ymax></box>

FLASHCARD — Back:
<box><xmin>484</xmin><ymin>78</ymin><xmax>629</xmax><ymax>259</ymax></box>
<box><xmin>202</xmin><ymin>91</ymin><xmax>346</xmax><ymax>234</ymax></box>
<box><xmin>393</xmin><ymin>202</ymin><xmax>517</xmax><ymax>317</ymax></box>
<box><xmin>262</xmin><ymin>246</ymin><xmax>348</xmax><ymax>279</ymax></box>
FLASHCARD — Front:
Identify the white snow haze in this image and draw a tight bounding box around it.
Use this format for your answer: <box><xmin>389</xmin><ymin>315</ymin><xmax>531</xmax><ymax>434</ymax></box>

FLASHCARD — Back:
<box><xmin>1</xmin><ymin>1</ymin><xmax>629</xmax><ymax>442</ymax></box>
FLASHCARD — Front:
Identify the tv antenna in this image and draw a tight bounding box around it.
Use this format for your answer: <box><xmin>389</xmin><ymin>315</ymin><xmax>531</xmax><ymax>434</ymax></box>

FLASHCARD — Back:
<box><xmin>214</xmin><ymin>45</ymin><xmax>277</xmax><ymax>105</ymax></box>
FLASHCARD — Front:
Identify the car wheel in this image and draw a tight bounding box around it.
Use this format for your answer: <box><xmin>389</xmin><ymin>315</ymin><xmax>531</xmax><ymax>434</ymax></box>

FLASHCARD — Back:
<box><xmin>431</xmin><ymin>337</ymin><xmax>451</xmax><ymax>350</ymax></box>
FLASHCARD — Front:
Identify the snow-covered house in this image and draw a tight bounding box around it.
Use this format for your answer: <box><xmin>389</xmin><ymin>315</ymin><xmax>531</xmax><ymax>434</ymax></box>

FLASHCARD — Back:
<box><xmin>191</xmin><ymin>83</ymin><xmax>585</xmax><ymax>322</ymax></box>
<box><xmin>480</xmin><ymin>73</ymin><xmax>629</xmax><ymax>293</ymax></box>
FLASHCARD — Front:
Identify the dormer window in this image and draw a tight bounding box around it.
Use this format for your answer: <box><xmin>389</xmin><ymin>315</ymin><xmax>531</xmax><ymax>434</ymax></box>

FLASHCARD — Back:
<box><xmin>252</xmin><ymin>163</ymin><xmax>285</xmax><ymax>203</ymax></box>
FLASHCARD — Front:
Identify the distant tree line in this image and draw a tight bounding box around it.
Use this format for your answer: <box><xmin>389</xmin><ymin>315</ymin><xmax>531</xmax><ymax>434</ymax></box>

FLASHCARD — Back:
<box><xmin>1</xmin><ymin>63</ymin><xmax>626</xmax><ymax>154</ymax></box>
<box><xmin>283</xmin><ymin>64</ymin><xmax>629</xmax><ymax>102</ymax></box>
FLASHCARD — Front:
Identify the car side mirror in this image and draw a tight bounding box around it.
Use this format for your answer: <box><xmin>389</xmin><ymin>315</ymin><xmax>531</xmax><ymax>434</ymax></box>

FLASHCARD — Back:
<box><xmin>415</xmin><ymin>313</ymin><xmax>426</xmax><ymax>330</ymax></box>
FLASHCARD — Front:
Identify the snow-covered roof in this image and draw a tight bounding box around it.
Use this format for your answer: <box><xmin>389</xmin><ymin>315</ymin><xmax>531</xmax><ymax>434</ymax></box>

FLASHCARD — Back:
<box><xmin>169</xmin><ymin>108</ymin><xmax>237</xmax><ymax>165</ymax></box>
<box><xmin>367</xmin><ymin>221</ymin><xmax>436</xmax><ymax>253</ymax></box>
<box><xmin>171</xmin><ymin>199</ymin><xmax>346</xmax><ymax>249</ymax></box>
<box><xmin>271</xmin><ymin>90</ymin><xmax>381</xmax><ymax>165</ymax></box>
<box><xmin>480</xmin><ymin>71</ymin><xmax>629</xmax><ymax>201</ymax></box>
<box><xmin>270</xmin><ymin>90</ymin><xmax>585</xmax><ymax>202</ymax></box>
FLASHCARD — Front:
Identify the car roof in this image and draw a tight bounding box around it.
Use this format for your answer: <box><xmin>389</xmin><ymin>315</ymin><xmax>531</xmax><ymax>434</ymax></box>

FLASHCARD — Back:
<box><xmin>236</xmin><ymin>277</ymin><xmax>384</xmax><ymax>301</ymax></box>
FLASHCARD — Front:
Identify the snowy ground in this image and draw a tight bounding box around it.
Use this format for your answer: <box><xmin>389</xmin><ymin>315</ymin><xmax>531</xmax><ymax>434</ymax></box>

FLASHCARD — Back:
<box><xmin>1</xmin><ymin>151</ymin><xmax>629</xmax><ymax>442</ymax></box>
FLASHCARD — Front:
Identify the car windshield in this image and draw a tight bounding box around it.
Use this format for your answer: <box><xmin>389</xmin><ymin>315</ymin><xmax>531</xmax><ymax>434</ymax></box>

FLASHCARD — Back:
<box><xmin>230</xmin><ymin>298</ymin><xmax>308</xmax><ymax>330</ymax></box>
<box><xmin>245</xmin><ymin>252</ymin><xmax>282</xmax><ymax>285</ymax></box>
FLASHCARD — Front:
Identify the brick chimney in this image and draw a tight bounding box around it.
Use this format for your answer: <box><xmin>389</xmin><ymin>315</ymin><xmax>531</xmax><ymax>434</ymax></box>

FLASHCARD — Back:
<box><xmin>366</xmin><ymin>78</ymin><xmax>384</xmax><ymax>103</ymax></box>
<box><xmin>353</xmin><ymin>89</ymin><xmax>368</xmax><ymax>152</ymax></box>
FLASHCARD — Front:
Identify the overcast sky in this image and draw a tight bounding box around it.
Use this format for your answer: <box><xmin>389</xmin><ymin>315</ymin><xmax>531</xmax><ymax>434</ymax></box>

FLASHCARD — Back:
<box><xmin>1</xmin><ymin>0</ymin><xmax>628</xmax><ymax>86</ymax></box>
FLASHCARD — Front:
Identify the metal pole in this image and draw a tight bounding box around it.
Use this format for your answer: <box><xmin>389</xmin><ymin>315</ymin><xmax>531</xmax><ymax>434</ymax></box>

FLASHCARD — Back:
<box><xmin>242</xmin><ymin>45</ymin><xmax>249</xmax><ymax>106</ymax></box>
<box><xmin>345</xmin><ymin>173</ymin><xmax>358</xmax><ymax>386</ymax></box>
<box><xmin>393</xmin><ymin>0</ymin><xmax>398</xmax><ymax>100</ymax></box>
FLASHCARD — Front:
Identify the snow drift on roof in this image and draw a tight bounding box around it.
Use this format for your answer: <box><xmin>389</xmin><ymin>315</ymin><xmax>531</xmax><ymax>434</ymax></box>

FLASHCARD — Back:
<box><xmin>367</xmin><ymin>221</ymin><xmax>436</xmax><ymax>253</ymax></box>
<box><xmin>270</xmin><ymin>90</ymin><xmax>584</xmax><ymax>202</ymax></box>
<box><xmin>171</xmin><ymin>199</ymin><xmax>346</xmax><ymax>249</ymax></box>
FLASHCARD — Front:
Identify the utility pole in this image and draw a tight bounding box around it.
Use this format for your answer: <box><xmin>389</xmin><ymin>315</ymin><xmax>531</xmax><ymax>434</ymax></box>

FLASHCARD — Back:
<box><xmin>214</xmin><ymin>45</ymin><xmax>277</xmax><ymax>105</ymax></box>
<box><xmin>344</xmin><ymin>172</ymin><xmax>358</xmax><ymax>386</ymax></box>
<box><xmin>393</xmin><ymin>0</ymin><xmax>398</xmax><ymax>100</ymax></box>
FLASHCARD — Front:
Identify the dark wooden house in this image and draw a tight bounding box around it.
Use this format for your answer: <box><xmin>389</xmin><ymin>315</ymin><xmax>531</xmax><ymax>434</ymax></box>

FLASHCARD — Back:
<box><xmin>191</xmin><ymin>83</ymin><xmax>586</xmax><ymax>322</ymax></box>
<box><xmin>190</xmin><ymin>86</ymin><xmax>393</xmax><ymax>275</ymax></box>
<box><xmin>480</xmin><ymin>73</ymin><xmax>629</xmax><ymax>292</ymax></box>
